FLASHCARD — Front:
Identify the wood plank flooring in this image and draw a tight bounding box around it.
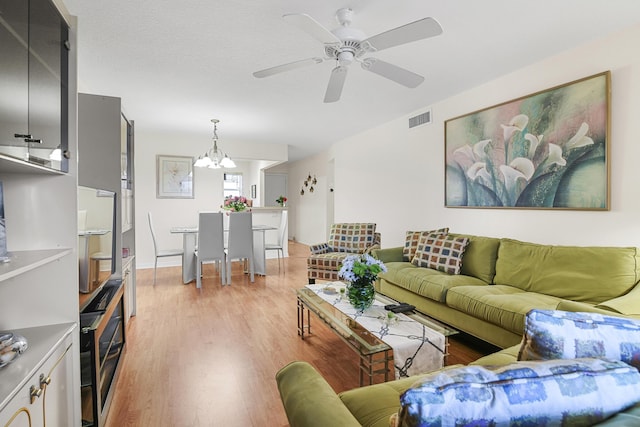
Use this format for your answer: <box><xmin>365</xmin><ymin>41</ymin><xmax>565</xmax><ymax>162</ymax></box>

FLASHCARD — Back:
<box><xmin>104</xmin><ymin>241</ymin><xmax>497</xmax><ymax>427</ymax></box>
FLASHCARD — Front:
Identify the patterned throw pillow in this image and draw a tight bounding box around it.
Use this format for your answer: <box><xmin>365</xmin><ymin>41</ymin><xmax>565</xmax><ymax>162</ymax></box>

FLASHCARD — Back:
<box><xmin>396</xmin><ymin>358</ymin><xmax>640</xmax><ymax>427</ymax></box>
<box><xmin>402</xmin><ymin>228</ymin><xmax>448</xmax><ymax>261</ymax></box>
<box><xmin>327</xmin><ymin>223</ymin><xmax>376</xmax><ymax>253</ymax></box>
<box><xmin>411</xmin><ymin>234</ymin><xmax>469</xmax><ymax>274</ymax></box>
<box><xmin>518</xmin><ymin>309</ymin><xmax>640</xmax><ymax>369</ymax></box>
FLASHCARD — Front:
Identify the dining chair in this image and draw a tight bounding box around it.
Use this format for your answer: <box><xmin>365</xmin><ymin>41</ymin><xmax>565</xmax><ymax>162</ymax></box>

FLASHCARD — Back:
<box><xmin>195</xmin><ymin>212</ymin><xmax>226</xmax><ymax>288</ymax></box>
<box><xmin>226</xmin><ymin>211</ymin><xmax>254</xmax><ymax>285</ymax></box>
<box><xmin>265</xmin><ymin>210</ymin><xmax>288</xmax><ymax>271</ymax></box>
<box><xmin>148</xmin><ymin>212</ymin><xmax>184</xmax><ymax>284</ymax></box>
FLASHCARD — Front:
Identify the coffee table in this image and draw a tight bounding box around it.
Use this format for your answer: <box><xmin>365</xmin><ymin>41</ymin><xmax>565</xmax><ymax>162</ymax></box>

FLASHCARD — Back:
<box><xmin>296</xmin><ymin>283</ymin><xmax>458</xmax><ymax>386</ymax></box>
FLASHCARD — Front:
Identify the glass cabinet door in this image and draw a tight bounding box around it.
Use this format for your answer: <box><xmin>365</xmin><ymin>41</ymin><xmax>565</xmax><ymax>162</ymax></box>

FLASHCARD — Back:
<box><xmin>0</xmin><ymin>0</ymin><xmax>69</xmax><ymax>172</ymax></box>
<box><xmin>0</xmin><ymin>0</ymin><xmax>30</xmax><ymax>157</ymax></box>
<box><xmin>26</xmin><ymin>0</ymin><xmax>69</xmax><ymax>171</ymax></box>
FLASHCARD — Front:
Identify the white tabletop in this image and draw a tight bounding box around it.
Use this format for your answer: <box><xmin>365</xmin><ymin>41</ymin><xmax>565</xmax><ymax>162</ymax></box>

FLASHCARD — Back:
<box><xmin>171</xmin><ymin>224</ymin><xmax>276</xmax><ymax>233</ymax></box>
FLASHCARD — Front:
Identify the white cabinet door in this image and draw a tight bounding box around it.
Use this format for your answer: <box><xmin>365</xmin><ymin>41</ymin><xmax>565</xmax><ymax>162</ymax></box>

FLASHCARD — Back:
<box><xmin>0</xmin><ymin>372</ymin><xmax>44</xmax><ymax>427</ymax></box>
<box><xmin>0</xmin><ymin>335</ymin><xmax>73</xmax><ymax>427</ymax></box>
<box><xmin>1</xmin><ymin>391</ymin><xmax>40</xmax><ymax>427</ymax></box>
<box><xmin>41</xmin><ymin>339</ymin><xmax>74</xmax><ymax>426</ymax></box>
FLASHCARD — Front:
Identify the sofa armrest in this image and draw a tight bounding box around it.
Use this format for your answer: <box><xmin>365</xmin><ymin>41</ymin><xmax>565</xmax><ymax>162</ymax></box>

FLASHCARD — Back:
<box><xmin>309</xmin><ymin>243</ymin><xmax>330</xmax><ymax>255</ymax></box>
<box><xmin>372</xmin><ymin>246</ymin><xmax>404</xmax><ymax>263</ymax></box>
<box><xmin>276</xmin><ymin>361</ymin><xmax>361</xmax><ymax>427</ymax></box>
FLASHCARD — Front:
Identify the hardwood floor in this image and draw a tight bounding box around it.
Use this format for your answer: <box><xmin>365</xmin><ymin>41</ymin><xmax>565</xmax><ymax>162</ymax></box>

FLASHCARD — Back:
<box><xmin>104</xmin><ymin>241</ymin><xmax>497</xmax><ymax>427</ymax></box>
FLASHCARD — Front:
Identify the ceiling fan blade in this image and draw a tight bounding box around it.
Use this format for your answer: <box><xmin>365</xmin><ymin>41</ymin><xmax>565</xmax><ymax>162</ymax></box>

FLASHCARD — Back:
<box><xmin>324</xmin><ymin>66</ymin><xmax>348</xmax><ymax>103</ymax></box>
<box><xmin>361</xmin><ymin>17</ymin><xmax>443</xmax><ymax>52</ymax></box>
<box><xmin>361</xmin><ymin>58</ymin><xmax>424</xmax><ymax>88</ymax></box>
<box><xmin>253</xmin><ymin>57</ymin><xmax>324</xmax><ymax>78</ymax></box>
<box><xmin>283</xmin><ymin>13</ymin><xmax>341</xmax><ymax>45</ymax></box>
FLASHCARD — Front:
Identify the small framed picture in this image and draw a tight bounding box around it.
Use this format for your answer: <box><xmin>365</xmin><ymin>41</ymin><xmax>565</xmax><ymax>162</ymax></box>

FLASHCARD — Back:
<box><xmin>156</xmin><ymin>155</ymin><xmax>194</xmax><ymax>199</ymax></box>
<box><xmin>250</xmin><ymin>184</ymin><xmax>257</xmax><ymax>199</ymax></box>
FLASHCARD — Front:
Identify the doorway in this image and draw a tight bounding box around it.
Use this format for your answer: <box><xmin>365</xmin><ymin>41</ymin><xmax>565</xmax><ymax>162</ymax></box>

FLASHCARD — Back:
<box><xmin>264</xmin><ymin>173</ymin><xmax>287</xmax><ymax>207</ymax></box>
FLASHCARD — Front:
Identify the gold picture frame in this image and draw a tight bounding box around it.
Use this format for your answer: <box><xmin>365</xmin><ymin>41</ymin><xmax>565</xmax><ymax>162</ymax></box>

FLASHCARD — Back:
<box><xmin>445</xmin><ymin>71</ymin><xmax>610</xmax><ymax>210</ymax></box>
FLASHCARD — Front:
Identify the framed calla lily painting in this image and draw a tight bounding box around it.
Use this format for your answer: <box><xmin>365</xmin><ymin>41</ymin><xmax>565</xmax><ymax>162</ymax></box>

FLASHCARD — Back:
<box><xmin>445</xmin><ymin>71</ymin><xmax>610</xmax><ymax>210</ymax></box>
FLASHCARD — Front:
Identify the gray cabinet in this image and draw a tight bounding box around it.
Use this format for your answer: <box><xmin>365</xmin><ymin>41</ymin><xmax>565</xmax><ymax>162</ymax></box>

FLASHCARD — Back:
<box><xmin>0</xmin><ymin>0</ymin><xmax>80</xmax><ymax>424</ymax></box>
<box><xmin>0</xmin><ymin>0</ymin><xmax>69</xmax><ymax>172</ymax></box>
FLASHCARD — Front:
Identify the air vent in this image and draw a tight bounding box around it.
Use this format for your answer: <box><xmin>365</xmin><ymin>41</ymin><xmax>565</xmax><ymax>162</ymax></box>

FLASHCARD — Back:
<box><xmin>409</xmin><ymin>110</ymin><xmax>432</xmax><ymax>128</ymax></box>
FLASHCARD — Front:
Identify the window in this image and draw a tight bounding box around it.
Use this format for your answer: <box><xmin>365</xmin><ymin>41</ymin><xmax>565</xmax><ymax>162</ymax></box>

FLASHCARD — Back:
<box><xmin>223</xmin><ymin>173</ymin><xmax>243</xmax><ymax>198</ymax></box>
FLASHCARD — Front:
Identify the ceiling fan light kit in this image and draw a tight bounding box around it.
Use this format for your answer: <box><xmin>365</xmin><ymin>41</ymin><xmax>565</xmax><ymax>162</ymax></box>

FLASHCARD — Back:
<box><xmin>253</xmin><ymin>8</ymin><xmax>443</xmax><ymax>102</ymax></box>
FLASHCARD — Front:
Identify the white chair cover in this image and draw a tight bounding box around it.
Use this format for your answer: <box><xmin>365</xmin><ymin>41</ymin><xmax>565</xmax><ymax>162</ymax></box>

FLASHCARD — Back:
<box><xmin>226</xmin><ymin>212</ymin><xmax>254</xmax><ymax>284</ymax></box>
<box><xmin>195</xmin><ymin>212</ymin><xmax>226</xmax><ymax>288</ymax></box>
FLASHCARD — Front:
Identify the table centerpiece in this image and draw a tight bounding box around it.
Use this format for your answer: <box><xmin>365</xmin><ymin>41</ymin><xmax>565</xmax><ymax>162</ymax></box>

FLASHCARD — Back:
<box><xmin>339</xmin><ymin>253</ymin><xmax>387</xmax><ymax>311</ymax></box>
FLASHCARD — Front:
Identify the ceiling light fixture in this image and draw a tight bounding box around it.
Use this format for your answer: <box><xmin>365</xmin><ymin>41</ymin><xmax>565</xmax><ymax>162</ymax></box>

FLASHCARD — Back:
<box><xmin>194</xmin><ymin>119</ymin><xmax>236</xmax><ymax>169</ymax></box>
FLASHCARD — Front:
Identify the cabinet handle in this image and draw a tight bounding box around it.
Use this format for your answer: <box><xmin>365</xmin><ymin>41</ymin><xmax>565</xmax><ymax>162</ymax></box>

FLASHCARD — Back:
<box><xmin>40</xmin><ymin>373</ymin><xmax>52</xmax><ymax>387</ymax></box>
<box><xmin>24</xmin><ymin>138</ymin><xmax>43</xmax><ymax>144</ymax></box>
<box><xmin>29</xmin><ymin>385</ymin><xmax>42</xmax><ymax>403</ymax></box>
<box><xmin>14</xmin><ymin>133</ymin><xmax>32</xmax><ymax>139</ymax></box>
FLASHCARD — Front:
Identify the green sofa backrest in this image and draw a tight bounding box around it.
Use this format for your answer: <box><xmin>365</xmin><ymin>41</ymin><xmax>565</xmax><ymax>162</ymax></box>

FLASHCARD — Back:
<box><xmin>450</xmin><ymin>233</ymin><xmax>501</xmax><ymax>284</ymax></box>
<box><xmin>494</xmin><ymin>238</ymin><xmax>640</xmax><ymax>304</ymax></box>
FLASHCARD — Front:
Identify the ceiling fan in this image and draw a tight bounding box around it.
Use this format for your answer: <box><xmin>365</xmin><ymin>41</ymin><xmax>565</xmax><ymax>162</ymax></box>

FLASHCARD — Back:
<box><xmin>253</xmin><ymin>8</ymin><xmax>443</xmax><ymax>103</ymax></box>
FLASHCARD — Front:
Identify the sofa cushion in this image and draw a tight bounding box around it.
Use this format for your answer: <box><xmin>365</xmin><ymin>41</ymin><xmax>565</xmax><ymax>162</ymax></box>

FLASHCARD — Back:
<box><xmin>307</xmin><ymin>251</ymin><xmax>349</xmax><ymax>270</ymax></box>
<box><xmin>339</xmin><ymin>366</ymin><xmax>464</xmax><ymax>427</ymax></box>
<box><xmin>494</xmin><ymin>239</ymin><xmax>640</xmax><ymax>304</ymax></box>
<box><xmin>518</xmin><ymin>309</ymin><xmax>640</xmax><ymax>369</ymax></box>
<box><xmin>328</xmin><ymin>223</ymin><xmax>377</xmax><ymax>253</ymax></box>
<box><xmin>411</xmin><ymin>235</ymin><xmax>470</xmax><ymax>275</ymax></box>
<box><xmin>397</xmin><ymin>358</ymin><xmax>640</xmax><ymax>427</ymax></box>
<box><xmin>380</xmin><ymin>262</ymin><xmax>487</xmax><ymax>303</ymax></box>
<box><xmin>449</xmin><ymin>234</ymin><xmax>501</xmax><ymax>284</ymax></box>
<box><xmin>445</xmin><ymin>285</ymin><xmax>563</xmax><ymax>334</ymax></box>
<box><xmin>402</xmin><ymin>228</ymin><xmax>448</xmax><ymax>261</ymax></box>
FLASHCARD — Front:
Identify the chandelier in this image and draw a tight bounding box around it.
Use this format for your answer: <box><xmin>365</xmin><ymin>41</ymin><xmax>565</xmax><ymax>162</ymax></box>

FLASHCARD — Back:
<box><xmin>194</xmin><ymin>119</ymin><xmax>236</xmax><ymax>169</ymax></box>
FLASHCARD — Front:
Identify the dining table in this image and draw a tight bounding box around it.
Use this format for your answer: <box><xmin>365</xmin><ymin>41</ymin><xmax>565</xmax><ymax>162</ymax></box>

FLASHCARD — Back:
<box><xmin>170</xmin><ymin>224</ymin><xmax>277</xmax><ymax>284</ymax></box>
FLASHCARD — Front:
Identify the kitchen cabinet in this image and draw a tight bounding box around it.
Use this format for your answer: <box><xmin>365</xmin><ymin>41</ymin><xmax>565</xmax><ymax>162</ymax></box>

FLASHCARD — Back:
<box><xmin>0</xmin><ymin>0</ymin><xmax>69</xmax><ymax>172</ymax></box>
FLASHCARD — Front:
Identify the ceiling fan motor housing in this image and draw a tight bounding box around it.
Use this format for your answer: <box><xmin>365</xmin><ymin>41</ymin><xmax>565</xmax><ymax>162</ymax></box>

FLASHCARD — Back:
<box><xmin>325</xmin><ymin>31</ymin><xmax>368</xmax><ymax>65</ymax></box>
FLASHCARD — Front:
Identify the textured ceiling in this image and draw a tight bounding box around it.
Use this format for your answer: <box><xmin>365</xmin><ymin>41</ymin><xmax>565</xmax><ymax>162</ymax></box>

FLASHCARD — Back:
<box><xmin>62</xmin><ymin>0</ymin><xmax>640</xmax><ymax>161</ymax></box>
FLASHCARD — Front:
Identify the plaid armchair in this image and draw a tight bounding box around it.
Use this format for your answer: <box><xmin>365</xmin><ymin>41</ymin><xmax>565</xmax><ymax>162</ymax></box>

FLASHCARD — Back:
<box><xmin>307</xmin><ymin>223</ymin><xmax>381</xmax><ymax>284</ymax></box>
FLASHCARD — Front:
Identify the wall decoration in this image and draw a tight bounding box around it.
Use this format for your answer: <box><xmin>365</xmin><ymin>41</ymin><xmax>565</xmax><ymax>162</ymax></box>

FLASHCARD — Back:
<box><xmin>250</xmin><ymin>184</ymin><xmax>257</xmax><ymax>199</ymax></box>
<box><xmin>301</xmin><ymin>173</ymin><xmax>317</xmax><ymax>195</ymax></box>
<box><xmin>445</xmin><ymin>71</ymin><xmax>610</xmax><ymax>210</ymax></box>
<box><xmin>156</xmin><ymin>155</ymin><xmax>194</xmax><ymax>199</ymax></box>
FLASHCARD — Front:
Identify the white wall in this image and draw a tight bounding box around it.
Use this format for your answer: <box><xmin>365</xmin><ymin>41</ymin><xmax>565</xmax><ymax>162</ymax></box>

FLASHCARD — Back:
<box><xmin>137</xmin><ymin>23</ymin><xmax>640</xmax><ymax>259</ymax></box>
<box><xmin>134</xmin><ymin>130</ymin><xmax>287</xmax><ymax>268</ymax></box>
<box><xmin>329</xmin><ymin>23</ymin><xmax>640</xmax><ymax>249</ymax></box>
<box><xmin>287</xmin><ymin>152</ymin><xmax>330</xmax><ymax>245</ymax></box>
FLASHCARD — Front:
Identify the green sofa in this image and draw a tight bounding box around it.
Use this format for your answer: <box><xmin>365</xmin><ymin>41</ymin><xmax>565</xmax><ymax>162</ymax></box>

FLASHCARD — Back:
<box><xmin>276</xmin><ymin>345</ymin><xmax>640</xmax><ymax>427</ymax></box>
<box><xmin>372</xmin><ymin>235</ymin><xmax>640</xmax><ymax>348</ymax></box>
